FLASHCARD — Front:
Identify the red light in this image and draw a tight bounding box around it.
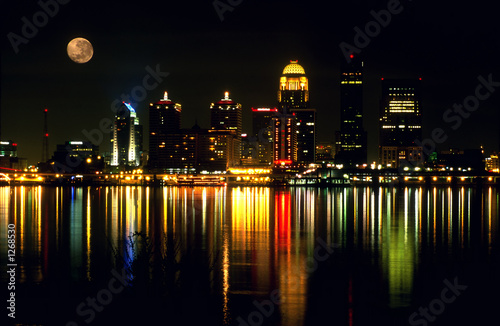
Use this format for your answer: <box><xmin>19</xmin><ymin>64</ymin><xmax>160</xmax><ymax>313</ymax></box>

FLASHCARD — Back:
<box><xmin>350</xmin><ymin>54</ymin><xmax>354</xmax><ymax>59</ymax></box>
<box><xmin>12</xmin><ymin>143</ymin><xmax>17</xmax><ymax>146</ymax></box>
<box><xmin>44</xmin><ymin>109</ymin><xmax>48</xmax><ymax>112</ymax></box>
<box><xmin>45</xmin><ymin>133</ymin><xmax>49</xmax><ymax>137</ymax></box>
<box><xmin>275</xmin><ymin>159</ymin><xmax>293</xmax><ymax>165</ymax></box>
<box><xmin>419</xmin><ymin>77</ymin><xmax>422</xmax><ymax>80</ymax></box>
<box><xmin>381</xmin><ymin>77</ymin><xmax>384</xmax><ymax>80</ymax></box>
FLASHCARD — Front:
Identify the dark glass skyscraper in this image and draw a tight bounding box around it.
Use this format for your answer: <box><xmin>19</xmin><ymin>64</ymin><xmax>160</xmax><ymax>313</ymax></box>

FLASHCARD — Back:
<box><xmin>210</xmin><ymin>92</ymin><xmax>242</xmax><ymax>162</ymax></box>
<box><xmin>379</xmin><ymin>78</ymin><xmax>423</xmax><ymax>168</ymax></box>
<box><xmin>148</xmin><ymin>92</ymin><xmax>181</xmax><ymax>170</ymax></box>
<box><xmin>252</xmin><ymin>107</ymin><xmax>277</xmax><ymax>164</ymax></box>
<box><xmin>277</xmin><ymin>61</ymin><xmax>316</xmax><ymax>164</ymax></box>
<box><xmin>336</xmin><ymin>54</ymin><xmax>367</xmax><ymax>166</ymax></box>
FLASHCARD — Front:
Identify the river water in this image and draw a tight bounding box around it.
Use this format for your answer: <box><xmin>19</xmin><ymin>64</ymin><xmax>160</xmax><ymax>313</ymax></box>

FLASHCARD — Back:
<box><xmin>1</xmin><ymin>185</ymin><xmax>499</xmax><ymax>325</ymax></box>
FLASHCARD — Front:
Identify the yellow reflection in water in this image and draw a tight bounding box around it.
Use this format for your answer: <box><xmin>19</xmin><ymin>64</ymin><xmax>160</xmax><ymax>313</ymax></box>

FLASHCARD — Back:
<box><xmin>230</xmin><ymin>187</ymin><xmax>271</xmax><ymax>293</ymax></box>
<box><xmin>86</xmin><ymin>187</ymin><xmax>91</xmax><ymax>281</ymax></box>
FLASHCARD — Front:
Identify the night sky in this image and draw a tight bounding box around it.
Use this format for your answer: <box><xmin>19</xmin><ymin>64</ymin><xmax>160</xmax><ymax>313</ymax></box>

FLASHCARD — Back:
<box><xmin>2</xmin><ymin>0</ymin><xmax>499</xmax><ymax>165</ymax></box>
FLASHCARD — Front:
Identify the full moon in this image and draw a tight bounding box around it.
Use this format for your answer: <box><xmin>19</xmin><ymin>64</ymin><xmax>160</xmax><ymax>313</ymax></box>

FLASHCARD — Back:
<box><xmin>67</xmin><ymin>37</ymin><xmax>93</xmax><ymax>64</ymax></box>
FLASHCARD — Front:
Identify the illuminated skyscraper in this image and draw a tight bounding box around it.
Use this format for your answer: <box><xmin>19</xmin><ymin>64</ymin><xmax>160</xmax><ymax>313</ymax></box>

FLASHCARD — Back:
<box><xmin>111</xmin><ymin>102</ymin><xmax>142</xmax><ymax>167</ymax></box>
<box><xmin>252</xmin><ymin>107</ymin><xmax>277</xmax><ymax>164</ymax></box>
<box><xmin>277</xmin><ymin>60</ymin><xmax>316</xmax><ymax>164</ymax></box>
<box><xmin>293</xmin><ymin>108</ymin><xmax>316</xmax><ymax>163</ymax></box>
<box><xmin>278</xmin><ymin>60</ymin><xmax>309</xmax><ymax>110</ymax></box>
<box><xmin>336</xmin><ymin>54</ymin><xmax>367</xmax><ymax>166</ymax></box>
<box><xmin>379</xmin><ymin>78</ymin><xmax>423</xmax><ymax>168</ymax></box>
<box><xmin>210</xmin><ymin>92</ymin><xmax>242</xmax><ymax>134</ymax></box>
<box><xmin>210</xmin><ymin>92</ymin><xmax>242</xmax><ymax>162</ymax></box>
<box><xmin>148</xmin><ymin>92</ymin><xmax>182</xmax><ymax>170</ymax></box>
<box><xmin>273</xmin><ymin>113</ymin><xmax>297</xmax><ymax>164</ymax></box>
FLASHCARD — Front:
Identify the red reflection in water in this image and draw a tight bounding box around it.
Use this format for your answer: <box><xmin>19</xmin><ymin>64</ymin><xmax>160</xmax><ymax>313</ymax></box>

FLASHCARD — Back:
<box><xmin>275</xmin><ymin>190</ymin><xmax>291</xmax><ymax>248</ymax></box>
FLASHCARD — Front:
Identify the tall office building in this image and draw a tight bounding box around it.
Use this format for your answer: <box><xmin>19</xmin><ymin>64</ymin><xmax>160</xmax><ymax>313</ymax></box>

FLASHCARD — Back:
<box><xmin>111</xmin><ymin>102</ymin><xmax>142</xmax><ymax>167</ymax></box>
<box><xmin>148</xmin><ymin>92</ymin><xmax>182</xmax><ymax>170</ymax></box>
<box><xmin>210</xmin><ymin>92</ymin><xmax>242</xmax><ymax>134</ymax></box>
<box><xmin>210</xmin><ymin>92</ymin><xmax>242</xmax><ymax>163</ymax></box>
<box><xmin>252</xmin><ymin>107</ymin><xmax>277</xmax><ymax>164</ymax></box>
<box><xmin>379</xmin><ymin>78</ymin><xmax>423</xmax><ymax>168</ymax></box>
<box><xmin>292</xmin><ymin>108</ymin><xmax>316</xmax><ymax>163</ymax></box>
<box><xmin>277</xmin><ymin>60</ymin><xmax>316</xmax><ymax>164</ymax></box>
<box><xmin>278</xmin><ymin>60</ymin><xmax>309</xmax><ymax>110</ymax></box>
<box><xmin>147</xmin><ymin>92</ymin><xmax>236</xmax><ymax>173</ymax></box>
<box><xmin>273</xmin><ymin>113</ymin><xmax>297</xmax><ymax>164</ymax></box>
<box><xmin>336</xmin><ymin>54</ymin><xmax>367</xmax><ymax>166</ymax></box>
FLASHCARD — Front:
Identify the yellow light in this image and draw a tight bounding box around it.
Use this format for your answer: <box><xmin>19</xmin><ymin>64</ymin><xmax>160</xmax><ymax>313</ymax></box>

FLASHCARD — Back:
<box><xmin>488</xmin><ymin>177</ymin><xmax>493</xmax><ymax>182</ymax></box>
<box><xmin>145</xmin><ymin>176</ymin><xmax>150</xmax><ymax>181</ymax></box>
<box><xmin>447</xmin><ymin>177</ymin><xmax>452</xmax><ymax>182</ymax></box>
<box><xmin>418</xmin><ymin>177</ymin><xmax>423</xmax><ymax>181</ymax></box>
<box><xmin>86</xmin><ymin>158</ymin><xmax>92</xmax><ymax>163</ymax></box>
<box><xmin>433</xmin><ymin>177</ymin><xmax>437</xmax><ymax>181</ymax></box>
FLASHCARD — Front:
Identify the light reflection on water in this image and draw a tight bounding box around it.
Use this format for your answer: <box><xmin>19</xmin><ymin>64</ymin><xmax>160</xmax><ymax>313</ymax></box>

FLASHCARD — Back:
<box><xmin>0</xmin><ymin>185</ymin><xmax>498</xmax><ymax>325</ymax></box>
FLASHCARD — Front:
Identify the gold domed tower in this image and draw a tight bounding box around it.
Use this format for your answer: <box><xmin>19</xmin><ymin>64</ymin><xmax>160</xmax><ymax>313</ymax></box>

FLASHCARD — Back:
<box><xmin>274</xmin><ymin>60</ymin><xmax>316</xmax><ymax>164</ymax></box>
<box><xmin>278</xmin><ymin>60</ymin><xmax>309</xmax><ymax>109</ymax></box>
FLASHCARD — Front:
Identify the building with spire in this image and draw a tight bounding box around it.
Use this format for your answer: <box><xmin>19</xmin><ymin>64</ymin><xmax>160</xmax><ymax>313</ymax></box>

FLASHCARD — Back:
<box><xmin>210</xmin><ymin>91</ymin><xmax>242</xmax><ymax>163</ymax></box>
<box><xmin>148</xmin><ymin>92</ymin><xmax>182</xmax><ymax>171</ymax></box>
<box><xmin>148</xmin><ymin>92</ymin><xmax>236</xmax><ymax>173</ymax></box>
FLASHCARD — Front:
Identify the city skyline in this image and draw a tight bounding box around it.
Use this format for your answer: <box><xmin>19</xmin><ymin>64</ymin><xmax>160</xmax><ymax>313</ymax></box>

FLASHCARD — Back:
<box><xmin>2</xmin><ymin>0</ymin><xmax>500</xmax><ymax>165</ymax></box>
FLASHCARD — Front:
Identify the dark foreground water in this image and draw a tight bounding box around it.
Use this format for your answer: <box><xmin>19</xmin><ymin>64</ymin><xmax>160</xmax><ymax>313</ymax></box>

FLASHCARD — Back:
<box><xmin>1</xmin><ymin>185</ymin><xmax>499</xmax><ymax>325</ymax></box>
